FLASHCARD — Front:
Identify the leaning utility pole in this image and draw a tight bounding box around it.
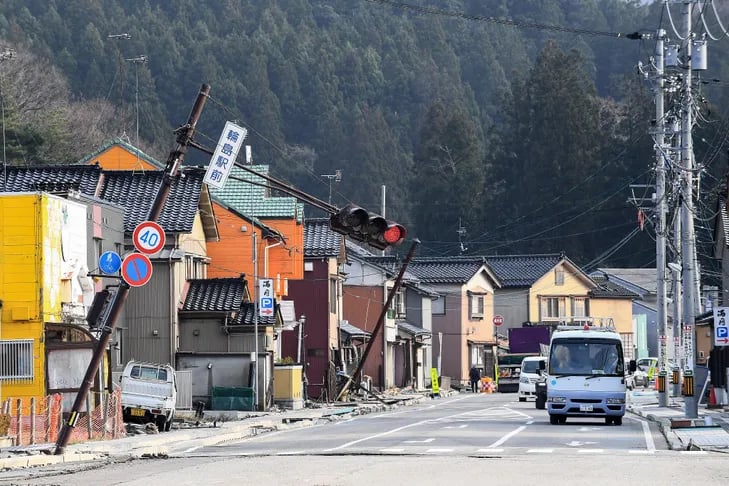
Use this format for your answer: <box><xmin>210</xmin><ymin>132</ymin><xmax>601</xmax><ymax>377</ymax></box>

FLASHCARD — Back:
<box><xmin>654</xmin><ymin>28</ymin><xmax>669</xmax><ymax>408</ymax></box>
<box><xmin>679</xmin><ymin>1</ymin><xmax>698</xmax><ymax>419</ymax></box>
<box><xmin>54</xmin><ymin>84</ymin><xmax>210</xmax><ymax>455</ymax></box>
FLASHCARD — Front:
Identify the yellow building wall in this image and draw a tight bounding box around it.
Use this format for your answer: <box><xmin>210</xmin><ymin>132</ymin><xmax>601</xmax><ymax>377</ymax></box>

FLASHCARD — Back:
<box><xmin>589</xmin><ymin>299</ymin><xmax>633</xmax><ymax>334</ymax></box>
<box><xmin>528</xmin><ymin>263</ymin><xmax>592</xmax><ymax>323</ymax></box>
<box><xmin>0</xmin><ymin>193</ymin><xmax>68</xmax><ymax>399</ymax></box>
<box><xmin>178</xmin><ymin>213</ymin><xmax>209</xmax><ymax>262</ymax></box>
<box><xmin>89</xmin><ymin>144</ymin><xmax>159</xmax><ymax>171</ymax></box>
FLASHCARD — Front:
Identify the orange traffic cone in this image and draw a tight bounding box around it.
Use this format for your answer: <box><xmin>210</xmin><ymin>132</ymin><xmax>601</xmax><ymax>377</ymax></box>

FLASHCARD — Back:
<box><xmin>708</xmin><ymin>386</ymin><xmax>720</xmax><ymax>409</ymax></box>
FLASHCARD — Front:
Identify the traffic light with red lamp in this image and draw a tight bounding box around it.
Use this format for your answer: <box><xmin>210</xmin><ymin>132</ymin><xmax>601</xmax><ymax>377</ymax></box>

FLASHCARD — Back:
<box><xmin>330</xmin><ymin>204</ymin><xmax>407</xmax><ymax>250</ymax></box>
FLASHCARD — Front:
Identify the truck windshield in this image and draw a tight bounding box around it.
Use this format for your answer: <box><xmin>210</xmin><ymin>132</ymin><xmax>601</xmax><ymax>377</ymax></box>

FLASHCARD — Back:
<box><xmin>549</xmin><ymin>339</ymin><xmax>623</xmax><ymax>376</ymax></box>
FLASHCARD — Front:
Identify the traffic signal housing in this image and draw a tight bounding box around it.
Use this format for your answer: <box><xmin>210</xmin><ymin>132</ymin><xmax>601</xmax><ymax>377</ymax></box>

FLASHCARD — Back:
<box><xmin>330</xmin><ymin>204</ymin><xmax>406</xmax><ymax>250</ymax></box>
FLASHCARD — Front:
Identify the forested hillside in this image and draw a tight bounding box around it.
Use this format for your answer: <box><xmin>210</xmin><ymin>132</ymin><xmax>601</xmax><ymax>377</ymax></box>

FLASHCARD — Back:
<box><xmin>1</xmin><ymin>0</ymin><xmax>728</xmax><ymax>270</ymax></box>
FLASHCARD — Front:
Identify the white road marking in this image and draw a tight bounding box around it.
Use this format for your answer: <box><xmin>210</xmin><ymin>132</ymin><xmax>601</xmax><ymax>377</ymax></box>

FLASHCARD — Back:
<box><xmin>380</xmin><ymin>448</ymin><xmax>404</xmax><ymax>453</ymax></box>
<box><xmin>641</xmin><ymin>419</ymin><xmax>656</xmax><ymax>453</ymax></box>
<box><xmin>276</xmin><ymin>451</ymin><xmax>304</xmax><ymax>455</ymax></box>
<box><xmin>477</xmin><ymin>448</ymin><xmax>504</xmax><ymax>453</ymax></box>
<box><xmin>526</xmin><ymin>420</ymin><xmax>535</xmax><ymax>425</ymax></box>
<box><xmin>443</xmin><ymin>424</ymin><xmax>467</xmax><ymax>429</ymax></box>
<box><xmin>629</xmin><ymin>450</ymin><xmax>655</xmax><ymax>454</ymax></box>
<box><xmin>404</xmin><ymin>438</ymin><xmax>435</xmax><ymax>443</ymax></box>
<box><xmin>527</xmin><ymin>448</ymin><xmax>554</xmax><ymax>453</ymax></box>
<box><xmin>425</xmin><ymin>448</ymin><xmax>453</xmax><ymax>453</ymax></box>
<box><xmin>577</xmin><ymin>449</ymin><xmax>604</xmax><ymax>454</ymax></box>
<box><xmin>503</xmin><ymin>406</ymin><xmax>533</xmax><ymax>419</ymax></box>
<box><xmin>566</xmin><ymin>440</ymin><xmax>597</xmax><ymax>447</ymax></box>
<box><xmin>183</xmin><ymin>446</ymin><xmax>201</xmax><ymax>453</ymax></box>
<box><xmin>680</xmin><ymin>451</ymin><xmax>708</xmax><ymax>455</ymax></box>
<box><xmin>487</xmin><ymin>425</ymin><xmax>527</xmax><ymax>448</ymax></box>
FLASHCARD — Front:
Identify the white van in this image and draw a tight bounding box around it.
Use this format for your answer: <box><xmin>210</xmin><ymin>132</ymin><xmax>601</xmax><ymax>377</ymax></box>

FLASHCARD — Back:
<box><xmin>120</xmin><ymin>361</ymin><xmax>176</xmax><ymax>431</ymax></box>
<box><xmin>518</xmin><ymin>356</ymin><xmax>548</xmax><ymax>401</ymax></box>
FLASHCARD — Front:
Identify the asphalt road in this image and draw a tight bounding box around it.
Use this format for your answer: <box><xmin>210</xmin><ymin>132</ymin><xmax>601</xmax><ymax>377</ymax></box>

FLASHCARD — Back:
<box><xmin>179</xmin><ymin>391</ymin><xmax>665</xmax><ymax>457</ymax></box>
<box><xmin>4</xmin><ymin>392</ymin><xmax>729</xmax><ymax>486</ymax></box>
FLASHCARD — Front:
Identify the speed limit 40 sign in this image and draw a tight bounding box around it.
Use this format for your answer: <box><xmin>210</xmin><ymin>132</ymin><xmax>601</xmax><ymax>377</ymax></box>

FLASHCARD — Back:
<box><xmin>132</xmin><ymin>221</ymin><xmax>166</xmax><ymax>255</ymax></box>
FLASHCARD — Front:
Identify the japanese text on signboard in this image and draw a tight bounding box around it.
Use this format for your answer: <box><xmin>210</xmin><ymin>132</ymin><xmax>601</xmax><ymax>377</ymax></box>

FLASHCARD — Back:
<box><xmin>203</xmin><ymin>121</ymin><xmax>248</xmax><ymax>189</ymax></box>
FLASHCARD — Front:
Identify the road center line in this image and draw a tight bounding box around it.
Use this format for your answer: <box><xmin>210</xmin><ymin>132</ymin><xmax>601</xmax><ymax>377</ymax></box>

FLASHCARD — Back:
<box><xmin>487</xmin><ymin>425</ymin><xmax>527</xmax><ymax>448</ymax></box>
<box><xmin>325</xmin><ymin>399</ymin><xmax>474</xmax><ymax>452</ymax></box>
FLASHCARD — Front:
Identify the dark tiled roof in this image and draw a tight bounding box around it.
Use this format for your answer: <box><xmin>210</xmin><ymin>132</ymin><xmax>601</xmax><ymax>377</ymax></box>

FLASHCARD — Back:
<box><xmin>99</xmin><ymin>168</ymin><xmax>204</xmax><ymax>232</ymax></box>
<box><xmin>407</xmin><ymin>257</ymin><xmax>487</xmax><ymax>284</ymax></box>
<box><xmin>3</xmin><ymin>165</ymin><xmax>102</xmax><ymax>195</ymax></box>
<box><xmin>484</xmin><ymin>254</ymin><xmax>563</xmax><ymax>288</ymax></box>
<box><xmin>181</xmin><ymin>278</ymin><xmax>249</xmax><ymax>312</ymax></box>
<box><xmin>235</xmin><ymin>302</ymin><xmax>279</xmax><ymax>326</ymax></box>
<box><xmin>304</xmin><ymin>218</ymin><xmax>342</xmax><ymax>257</ymax></box>
<box><xmin>589</xmin><ymin>275</ymin><xmax>640</xmax><ymax>299</ymax></box>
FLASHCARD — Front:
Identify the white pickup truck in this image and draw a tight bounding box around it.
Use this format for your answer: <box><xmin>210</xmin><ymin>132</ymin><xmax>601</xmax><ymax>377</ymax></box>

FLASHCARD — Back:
<box><xmin>120</xmin><ymin>361</ymin><xmax>176</xmax><ymax>431</ymax></box>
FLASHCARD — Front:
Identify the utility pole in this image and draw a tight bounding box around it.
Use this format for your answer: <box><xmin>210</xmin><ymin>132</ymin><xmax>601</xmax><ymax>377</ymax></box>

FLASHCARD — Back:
<box><xmin>679</xmin><ymin>0</ymin><xmax>698</xmax><ymax>419</ymax></box>
<box><xmin>54</xmin><ymin>84</ymin><xmax>210</xmax><ymax>455</ymax></box>
<box><xmin>654</xmin><ymin>28</ymin><xmax>669</xmax><ymax>408</ymax></box>
<box><xmin>108</xmin><ymin>33</ymin><xmax>131</xmax><ymax>137</ymax></box>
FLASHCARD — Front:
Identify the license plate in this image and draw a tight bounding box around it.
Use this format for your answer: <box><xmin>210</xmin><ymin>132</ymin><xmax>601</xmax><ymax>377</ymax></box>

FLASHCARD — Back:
<box><xmin>131</xmin><ymin>408</ymin><xmax>146</xmax><ymax>417</ymax></box>
<box><xmin>579</xmin><ymin>404</ymin><xmax>593</xmax><ymax>412</ymax></box>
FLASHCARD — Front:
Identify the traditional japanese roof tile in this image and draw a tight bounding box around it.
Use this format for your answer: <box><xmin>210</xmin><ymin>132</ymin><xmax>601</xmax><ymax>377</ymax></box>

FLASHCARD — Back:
<box><xmin>589</xmin><ymin>274</ymin><xmax>641</xmax><ymax>299</ymax></box>
<box><xmin>181</xmin><ymin>277</ymin><xmax>249</xmax><ymax>312</ymax></box>
<box><xmin>2</xmin><ymin>164</ymin><xmax>102</xmax><ymax>196</ymax></box>
<box><xmin>483</xmin><ymin>254</ymin><xmax>564</xmax><ymax>288</ymax></box>
<box><xmin>407</xmin><ymin>257</ymin><xmax>490</xmax><ymax>284</ymax></box>
<box><xmin>211</xmin><ymin>166</ymin><xmax>303</xmax><ymax>222</ymax></box>
<box><xmin>99</xmin><ymin>168</ymin><xmax>205</xmax><ymax>233</ymax></box>
<box><xmin>303</xmin><ymin>218</ymin><xmax>343</xmax><ymax>257</ymax></box>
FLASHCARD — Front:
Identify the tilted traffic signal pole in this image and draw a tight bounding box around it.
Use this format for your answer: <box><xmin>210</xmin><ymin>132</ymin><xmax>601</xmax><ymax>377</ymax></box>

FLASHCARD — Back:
<box><xmin>54</xmin><ymin>84</ymin><xmax>211</xmax><ymax>455</ymax></box>
<box><xmin>335</xmin><ymin>239</ymin><xmax>419</xmax><ymax>401</ymax></box>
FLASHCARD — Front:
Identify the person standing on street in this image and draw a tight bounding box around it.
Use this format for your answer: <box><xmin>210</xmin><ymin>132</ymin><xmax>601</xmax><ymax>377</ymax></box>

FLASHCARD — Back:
<box><xmin>469</xmin><ymin>366</ymin><xmax>481</xmax><ymax>393</ymax></box>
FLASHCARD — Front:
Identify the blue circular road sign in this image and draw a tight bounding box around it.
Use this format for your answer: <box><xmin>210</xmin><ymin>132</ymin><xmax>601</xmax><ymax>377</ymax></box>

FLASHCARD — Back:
<box><xmin>99</xmin><ymin>251</ymin><xmax>122</xmax><ymax>274</ymax></box>
<box><xmin>121</xmin><ymin>253</ymin><xmax>153</xmax><ymax>287</ymax></box>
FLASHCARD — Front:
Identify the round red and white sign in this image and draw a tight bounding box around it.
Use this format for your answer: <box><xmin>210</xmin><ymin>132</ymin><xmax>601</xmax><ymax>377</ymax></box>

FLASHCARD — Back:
<box><xmin>132</xmin><ymin>221</ymin><xmax>166</xmax><ymax>255</ymax></box>
<box><xmin>493</xmin><ymin>315</ymin><xmax>504</xmax><ymax>327</ymax></box>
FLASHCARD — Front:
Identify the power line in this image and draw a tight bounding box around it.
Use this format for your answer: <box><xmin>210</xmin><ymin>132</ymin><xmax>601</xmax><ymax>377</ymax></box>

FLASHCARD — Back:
<box><xmin>363</xmin><ymin>0</ymin><xmax>642</xmax><ymax>39</ymax></box>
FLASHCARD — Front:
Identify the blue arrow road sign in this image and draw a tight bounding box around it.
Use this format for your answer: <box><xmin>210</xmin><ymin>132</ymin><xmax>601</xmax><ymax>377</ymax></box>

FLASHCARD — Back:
<box><xmin>99</xmin><ymin>251</ymin><xmax>122</xmax><ymax>274</ymax></box>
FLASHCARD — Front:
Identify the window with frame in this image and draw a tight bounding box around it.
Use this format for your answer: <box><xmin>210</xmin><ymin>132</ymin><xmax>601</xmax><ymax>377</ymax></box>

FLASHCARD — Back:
<box><xmin>571</xmin><ymin>297</ymin><xmax>588</xmax><ymax>317</ymax></box>
<box><xmin>0</xmin><ymin>339</ymin><xmax>34</xmax><ymax>381</ymax></box>
<box><xmin>541</xmin><ymin>297</ymin><xmax>565</xmax><ymax>320</ymax></box>
<box><xmin>432</xmin><ymin>296</ymin><xmax>446</xmax><ymax>315</ymax></box>
<box><xmin>393</xmin><ymin>290</ymin><xmax>406</xmax><ymax>318</ymax></box>
<box><xmin>469</xmin><ymin>293</ymin><xmax>484</xmax><ymax>319</ymax></box>
<box><xmin>329</xmin><ymin>279</ymin><xmax>338</xmax><ymax>314</ymax></box>
<box><xmin>555</xmin><ymin>268</ymin><xmax>565</xmax><ymax>285</ymax></box>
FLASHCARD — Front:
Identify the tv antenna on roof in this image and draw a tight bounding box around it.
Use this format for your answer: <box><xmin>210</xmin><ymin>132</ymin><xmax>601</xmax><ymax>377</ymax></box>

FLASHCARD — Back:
<box><xmin>458</xmin><ymin>217</ymin><xmax>467</xmax><ymax>254</ymax></box>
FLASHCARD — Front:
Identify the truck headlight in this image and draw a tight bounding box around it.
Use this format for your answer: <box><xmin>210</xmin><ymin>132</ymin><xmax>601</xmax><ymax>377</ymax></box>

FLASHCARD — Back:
<box><xmin>520</xmin><ymin>376</ymin><xmax>529</xmax><ymax>384</ymax></box>
<box><xmin>548</xmin><ymin>396</ymin><xmax>566</xmax><ymax>403</ymax></box>
<box><xmin>606</xmin><ymin>398</ymin><xmax>625</xmax><ymax>404</ymax></box>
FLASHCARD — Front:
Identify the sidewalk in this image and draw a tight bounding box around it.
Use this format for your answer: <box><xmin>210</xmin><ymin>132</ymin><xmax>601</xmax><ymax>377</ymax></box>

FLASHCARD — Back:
<box><xmin>0</xmin><ymin>391</ymin><xmax>432</xmax><ymax>471</ymax></box>
<box><xmin>627</xmin><ymin>389</ymin><xmax>729</xmax><ymax>451</ymax></box>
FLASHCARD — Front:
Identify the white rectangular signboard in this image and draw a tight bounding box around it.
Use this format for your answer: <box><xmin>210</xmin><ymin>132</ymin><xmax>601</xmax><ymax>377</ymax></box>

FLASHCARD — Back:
<box><xmin>259</xmin><ymin>279</ymin><xmax>274</xmax><ymax>317</ymax></box>
<box><xmin>203</xmin><ymin>121</ymin><xmax>248</xmax><ymax>189</ymax></box>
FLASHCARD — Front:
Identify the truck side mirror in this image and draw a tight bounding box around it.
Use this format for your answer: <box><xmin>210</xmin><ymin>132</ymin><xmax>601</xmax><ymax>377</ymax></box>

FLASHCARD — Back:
<box><xmin>539</xmin><ymin>360</ymin><xmax>546</xmax><ymax>371</ymax></box>
<box><xmin>629</xmin><ymin>360</ymin><xmax>637</xmax><ymax>373</ymax></box>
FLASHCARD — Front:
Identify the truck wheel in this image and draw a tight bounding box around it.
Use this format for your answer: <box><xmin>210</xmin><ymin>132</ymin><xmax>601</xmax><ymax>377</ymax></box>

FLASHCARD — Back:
<box><xmin>156</xmin><ymin>415</ymin><xmax>166</xmax><ymax>432</ymax></box>
<box><xmin>549</xmin><ymin>415</ymin><xmax>559</xmax><ymax>425</ymax></box>
<box><xmin>605</xmin><ymin>417</ymin><xmax>613</xmax><ymax>425</ymax></box>
<box><xmin>613</xmin><ymin>416</ymin><xmax>622</xmax><ymax>426</ymax></box>
<box><xmin>164</xmin><ymin>414</ymin><xmax>173</xmax><ymax>432</ymax></box>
